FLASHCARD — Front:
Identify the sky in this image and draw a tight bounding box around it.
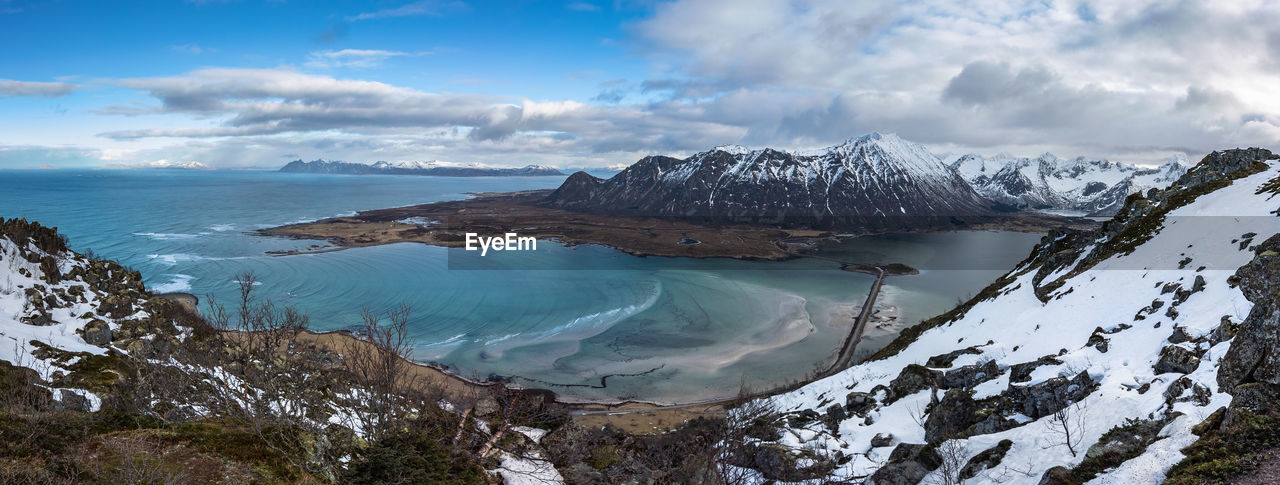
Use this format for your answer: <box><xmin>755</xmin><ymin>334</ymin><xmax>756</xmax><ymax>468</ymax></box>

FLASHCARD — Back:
<box><xmin>1</xmin><ymin>0</ymin><xmax>1278</xmax><ymax>169</ymax></box>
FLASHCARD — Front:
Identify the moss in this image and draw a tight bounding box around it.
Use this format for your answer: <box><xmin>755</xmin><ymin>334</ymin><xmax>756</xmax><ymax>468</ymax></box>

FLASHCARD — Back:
<box><xmin>588</xmin><ymin>444</ymin><xmax>621</xmax><ymax>469</ymax></box>
<box><xmin>50</xmin><ymin>349</ymin><xmax>132</xmax><ymax>394</ymax></box>
<box><xmin>1166</xmin><ymin>409</ymin><xmax>1280</xmax><ymax>484</ymax></box>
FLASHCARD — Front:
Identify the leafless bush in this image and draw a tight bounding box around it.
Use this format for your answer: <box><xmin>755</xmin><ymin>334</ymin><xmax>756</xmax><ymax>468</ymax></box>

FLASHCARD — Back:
<box><xmin>1043</xmin><ymin>401</ymin><xmax>1087</xmax><ymax>457</ymax></box>
<box><xmin>931</xmin><ymin>440</ymin><xmax>967</xmax><ymax>485</ymax></box>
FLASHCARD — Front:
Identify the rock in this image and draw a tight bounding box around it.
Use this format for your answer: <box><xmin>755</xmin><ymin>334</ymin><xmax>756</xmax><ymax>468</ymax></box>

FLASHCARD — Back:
<box><xmin>1209</xmin><ymin>316</ymin><xmax>1238</xmax><ymax>345</ymax></box>
<box><xmin>972</xmin><ymin>413</ymin><xmax>1016</xmax><ymax>436</ymax></box>
<box><xmin>1010</xmin><ymin>355</ymin><xmax>1062</xmax><ymax>383</ymax></box>
<box><xmin>1192</xmin><ymin>274</ymin><xmax>1207</xmax><ymax>293</ymax></box>
<box><xmin>1164</xmin><ymin>376</ymin><xmax>1212</xmax><ymax>407</ymax></box>
<box><xmin>941</xmin><ymin>360</ymin><xmax>1000</xmax><ymax>389</ymax></box>
<box><xmin>1218</xmin><ymin>235</ymin><xmax>1280</xmax><ymax>390</ymax></box>
<box><xmin>80</xmin><ymin>319</ymin><xmax>112</xmax><ymax>346</ymax></box>
<box><xmin>1168</xmin><ymin>326</ymin><xmax>1193</xmax><ymax>344</ymax></box>
<box><xmin>925</xmin><ymin>346</ymin><xmax>982</xmax><ymax>368</ymax></box>
<box><xmin>870</xmin><ymin>433</ymin><xmax>895</xmax><ymax>448</ymax></box>
<box><xmin>1038</xmin><ymin>466</ymin><xmax>1073</xmax><ymax>485</ymax></box>
<box><xmin>844</xmin><ymin>391</ymin><xmax>877</xmax><ymax>416</ymax></box>
<box><xmin>867</xmin><ymin>443</ymin><xmax>940</xmax><ymax>485</ymax></box>
<box><xmin>1008</xmin><ymin>371</ymin><xmax>1095</xmax><ymax>419</ymax></box>
<box><xmin>788</xmin><ymin>409</ymin><xmax>821</xmax><ymax>428</ymax></box>
<box><xmin>887</xmin><ymin>364</ymin><xmax>942</xmax><ymax>403</ymax></box>
<box><xmin>56</xmin><ymin>389</ymin><xmax>92</xmax><ymax>412</ymax></box>
<box><xmin>1086</xmin><ymin>330</ymin><xmax>1110</xmax><ymax>353</ymax></box>
<box><xmin>822</xmin><ymin>404</ymin><xmax>847</xmax><ymax>434</ymax></box>
<box><xmin>1154</xmin><ymin>345</ymin><xmax>1201</xmax><ymax>375</ymax></box>
<box><xmin>959</xmin><ymin>439</ymin><xmax>1013</xmax><ymax>481</ymax></box>
<box><xmin>923</xmin><ymin>389</ymin><xmax>983</xmax><ymax>443</ymax></box>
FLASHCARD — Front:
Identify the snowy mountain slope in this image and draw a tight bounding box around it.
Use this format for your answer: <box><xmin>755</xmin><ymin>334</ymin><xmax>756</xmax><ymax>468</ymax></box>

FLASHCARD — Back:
<box><xmin>748</xmin><ymin>148</ymin><xmax>1280</xmax><ymax>484</ymax></box>
<box><xmin>0</xmin><ymin>219</ymin><xmax>157</xmax><ymax>412</ymax></box>
<box><xmin>951</xmin><ymin>153</ymin><xmax>1189</xmax><ymax>216</ymax></box>
<box><xmin>544</xmin><ymin>132</ymin><xmax>995</xmax><ymax>230</ymax></box>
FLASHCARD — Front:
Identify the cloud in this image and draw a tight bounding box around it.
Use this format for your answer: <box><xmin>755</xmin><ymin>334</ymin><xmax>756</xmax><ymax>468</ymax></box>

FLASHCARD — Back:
<box><xmin>0</xmin><ymin>145</ymin><xmax>104</xmax><ymax>169</ymax></box>
<box><xmin>626</xmin><ymin>0</ymin><xmax>1280</xmax><ymax>159</ymax></box>
<box><xmin>0</xmin><ymin>79</ymin><xmax>76</xmax><ymax>98</ymax></box>
<box><xmin>347</xmin><ymin>1</ymin><xmax>465</xmax><ymax>21</ymax></box>
<box><xmin>567</xmin><ymin>2</ymin><xmax>601</xmax><ymax>12</ymax></box>
<box><xmin>171</xmin><ymin>44</ymin><xmax>216</xmax><ymax>55</ymax></box>
<box><xmin>305</xmin><ymin>49</ymin><xmax>422</xmax><ymax>68</ymax></box>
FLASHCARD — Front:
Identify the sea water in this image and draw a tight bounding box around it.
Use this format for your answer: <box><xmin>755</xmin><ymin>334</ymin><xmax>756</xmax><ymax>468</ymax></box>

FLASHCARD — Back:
<box><xmin>0</xmin><ymin>169</ymin><xmax>1041</xmax><ymax>403</ymax></box>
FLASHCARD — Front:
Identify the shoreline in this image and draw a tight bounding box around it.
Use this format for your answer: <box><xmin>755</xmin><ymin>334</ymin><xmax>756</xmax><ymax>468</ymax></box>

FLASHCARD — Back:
<box><xmin>255</xmin><ymin>189</ymin><xmax>1097</xmax><ymax>261</ymax></box>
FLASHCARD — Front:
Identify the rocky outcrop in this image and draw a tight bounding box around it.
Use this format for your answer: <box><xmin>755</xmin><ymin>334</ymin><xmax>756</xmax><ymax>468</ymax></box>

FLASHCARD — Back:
<box><xmin>960</xmin><ymin>439</ymin><xmax>1013</xmax><ymax>481</ymax></box>
<box><xmin>1008</xmin><ymin>371</ymin><xmax>1095</xmax><ymax>419</ymax></box>
<box><xmin>888</xmin><ymin>364</ymin><xmax>943</xmax><ymax>402</ymax></box>
<box><xmin>1218</xmin><ymin>234</ymin><xmax>1280</xmax><ymax>390</ymax></box>
<box><xmin>1154</xmin><ymin>345</ymin><xmax>1202</xmax><ymax>375</ymax></box>
<box><xmin>867</xmin><ymin>443</ymin><xmax>940</xmax><ymax>485</ymax></box>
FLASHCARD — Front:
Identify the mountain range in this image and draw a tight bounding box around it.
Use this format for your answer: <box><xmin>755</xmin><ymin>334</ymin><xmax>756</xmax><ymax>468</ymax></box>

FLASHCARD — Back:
<box><xmin>544</xmin><ymin>132</ymin><xmax>996</xmax><ymax>231</ymax></box>
<box><xmin>279</xmin><ymin>159</ymin><xmax>563</xmax><ymax>177</ymax></box>
<box><xmin>950</xmin><ymin>152</ymin><xmax>1189</xmax><ymax>215</ymax></box>
<box><xmin>543</xmin><ymin>132</ymin><xmax>1190</xmax><ymax>229</ymax></box>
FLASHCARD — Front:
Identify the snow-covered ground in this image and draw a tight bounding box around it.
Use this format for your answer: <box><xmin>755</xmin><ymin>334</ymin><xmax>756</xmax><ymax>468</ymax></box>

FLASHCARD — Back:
<box><xmin>763</xmin><ymin>158</ymin><xmax>1280</xmax><ymax>483</ymax></box>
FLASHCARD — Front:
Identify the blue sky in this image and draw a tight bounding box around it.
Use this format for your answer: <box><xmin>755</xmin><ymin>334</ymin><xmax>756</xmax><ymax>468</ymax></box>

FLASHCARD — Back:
<box><xmin>1</xmin><ymin>0</ymin><xmax>1278</xmax><ymax>169</ymax></box>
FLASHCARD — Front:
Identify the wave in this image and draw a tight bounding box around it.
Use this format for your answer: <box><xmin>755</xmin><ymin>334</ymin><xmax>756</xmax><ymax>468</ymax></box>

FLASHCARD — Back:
<box><xmin>150</xmin><ymin>274</ymin><xmax>194</xmax><ymax>293</ymax></box>
<box><xmin>477</xmin><ymin>280</ymin><xmax>663</xmax><ymax>359</ymax></box>
<box><xmin>147</xmin><ymin>253</ymin><xmax>204</xmax><ymax>265</ymax></box>
<box><xmin>208</xmin><ymin>224</ymin><xmax>235</xmax><ymax>232</ymax></box>
<box><xmin>134</xmin><ymin>232</ymin><xmax>207</xmax><ymax>240</ymax></box>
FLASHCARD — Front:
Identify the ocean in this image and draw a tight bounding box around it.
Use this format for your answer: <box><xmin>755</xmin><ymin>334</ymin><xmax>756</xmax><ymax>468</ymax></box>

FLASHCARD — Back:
<box><xmin>0</xmin><ymin>169</ymin><xmax>1042</xmax><ymax>403</ymax></box>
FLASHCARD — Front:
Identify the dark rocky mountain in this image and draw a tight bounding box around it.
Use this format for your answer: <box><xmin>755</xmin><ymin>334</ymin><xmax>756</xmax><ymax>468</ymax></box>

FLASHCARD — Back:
<box><xmin>543</xmin><ymin>132</ymin><xmax>996</xmax><ymax>230</ymax></box>
<box><xmin>279</xmin><ymin>159</ymin><xmax>563</xmax><ymax>177</ymax></box>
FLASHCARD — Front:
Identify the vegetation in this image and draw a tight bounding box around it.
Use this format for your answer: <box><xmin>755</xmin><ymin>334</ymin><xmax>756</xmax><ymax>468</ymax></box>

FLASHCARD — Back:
<box><xmin>1166</xmin><ymin>408</ymin><xmax>1280</xmax><ymax>484</ymax></box>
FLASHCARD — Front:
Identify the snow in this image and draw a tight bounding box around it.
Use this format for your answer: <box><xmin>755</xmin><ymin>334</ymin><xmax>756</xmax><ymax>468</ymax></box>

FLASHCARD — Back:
<box><xmin>494</xmin><ymin>452</ymin><xmax>564</xmax><ymax>485</ymax></box>
<box><xmin>950</xmin><ymin>150</ymin><xmax>1190</xmax><ymax>214</ymax></box>
<box><xmin>763</xmin><ymin>161</ymin><xmax>1280</xmax><ymax>483</ymax></box>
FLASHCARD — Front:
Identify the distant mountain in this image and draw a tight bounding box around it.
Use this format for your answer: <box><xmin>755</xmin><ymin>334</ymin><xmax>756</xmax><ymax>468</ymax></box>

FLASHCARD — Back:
<box><xmin>543</xmin><ymin>132</ymin><xmax>996</xmax><ymax>230</ymax></box>
<box><xmin>279</xmin><ymin>159</ymin><xmax>563</xmax><ymax>177</ymax></box>
<box><xmin>950</xmin><ymin>152</ymin><xmax>1189</xmax><ymax>216</ymax></box>
<box><xmin>105</xmin><ymin>160</ymin><xmax>212</xmax><ymax>170</ymax></box>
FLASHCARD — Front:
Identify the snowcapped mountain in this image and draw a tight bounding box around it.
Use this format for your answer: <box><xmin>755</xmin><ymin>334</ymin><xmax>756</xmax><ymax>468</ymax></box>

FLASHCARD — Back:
<box><xmin>544</xmin><ymin>132</ymin><xmax>995</xmax><ymax>230</ymax></box>
<box><xmin>744</xmin><ymin>148</ymin><xmax>1280</xmax><ymax>484</ymax></box>
<box><xmin>279</xmin><ymin>159</ymin><xmax>563</xmax><ymax>176</ymax></box>
<box><xmin>951</xmin><ymin>152</ymin><xmax>1190</xmax><ymax>216</ymax></box>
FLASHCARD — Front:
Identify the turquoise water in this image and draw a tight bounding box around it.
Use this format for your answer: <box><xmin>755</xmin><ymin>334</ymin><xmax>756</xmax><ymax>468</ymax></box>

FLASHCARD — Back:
<box><xmin>0</xmin><ymin>169</ymin><xmax>1041</xmax><ymax>403</ymax></box>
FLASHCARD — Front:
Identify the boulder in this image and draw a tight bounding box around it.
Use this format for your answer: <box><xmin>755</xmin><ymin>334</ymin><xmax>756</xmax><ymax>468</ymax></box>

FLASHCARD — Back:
<box><xmin>870</xmin><ymin>433</ymin><xmax>895</xmax><ymax>448</ymax></box>
<box><xmin>959</xmin><ymin>439</ymin><xmax>1013</xmax><ymax>481</ymax></box>
<box><xmin>56</xmin><ymin>389</ymin><xmax>92</xmax><ymax>412</ymax></box>
<box><xmin>80</xmin><ymin>319</ymin><xmax>112</xmax><ymax>346</ymax></box>
<box><xmin>867</xmin><ymin>443</ymin><xmax>940</xmax><ymax>485</ymax></box>
<box><xmin>844</xmin><ymin>391</ymin><xmax>877</xmax><ymax>416</ymax></box>
<box><xmin>1154</xmin><ymin>345</ymin><xmax>1201</xmax><ymax>375</ymax></box>
<box><xmin>925</xmin><ymin>346</ymin><xmax>982</xmax><ymax>368</ymax></box>
<box><xmin>923</xmin><ymin>389</ymin><xmax>984</xmax><ymax>443</ymax></box>
<box><xmin>941</xmin><ymin>360</ymin><xmax>1000</xmax><ymax>390</ymax></box>
<box><xmin>1008</xmin><ymin>371</ymin><xmax>1095</xmax><ymax>419</ymax></box>
<box><xmin>1038</xmin><ymin>466</ymin><xmax>1073</xmax><ymax>485</ymax></box>
<box><xmin>888</xmin><ymin>364</ymin><xmax>942</xmax><ymax>402</ymax></box>
<box><xmin>1009</xmin><ymin>355</ymin><xmax>1062</xmax><ymax>383</ymax></box>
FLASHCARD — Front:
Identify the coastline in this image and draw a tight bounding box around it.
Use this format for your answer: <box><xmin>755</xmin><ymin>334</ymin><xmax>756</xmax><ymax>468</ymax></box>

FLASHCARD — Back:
<box><xmin>256</xmin><ymin>189</ymin><xmax>1098</xmax><ymax>261</ymax></box>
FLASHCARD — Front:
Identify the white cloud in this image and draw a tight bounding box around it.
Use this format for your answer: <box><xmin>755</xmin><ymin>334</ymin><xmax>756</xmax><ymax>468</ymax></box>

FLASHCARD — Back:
<box><xmin>304</xmin><ymin>49</ymin><xmax>422</xmax><ymax>68</ymax></box>
<box><xmin>347</xmin><ymin>0</ymin><xmax>465</xmax><ymax>21</ymax></box>
<box><xmin>0</xmin><ymin>79</ymin><xmax>76</xmax><ymax>98</ymax></box>
<box><xmin>170</xmin><ymin>44</ymin><xmax>216</xmax><ymax>55</ymax></box>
